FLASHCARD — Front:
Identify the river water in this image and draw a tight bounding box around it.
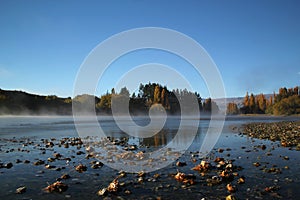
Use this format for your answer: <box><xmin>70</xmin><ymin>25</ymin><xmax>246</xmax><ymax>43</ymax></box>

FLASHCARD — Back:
<box><xmin>0</xmin><ymin>115</ymin><xmax>299</xmax><ymax>199</ymax></box>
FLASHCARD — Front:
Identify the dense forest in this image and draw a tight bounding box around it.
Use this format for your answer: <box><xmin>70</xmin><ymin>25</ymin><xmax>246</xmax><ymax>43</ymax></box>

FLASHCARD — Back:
<box><xmin>0</xmin><ymin>83</ymin><xmax>219</xmax><ymax>115</ymax></box>
<box><xmin>226</xmin><ymin>86</ymin><xmax>300</xmax><ymax>115</ymax></box>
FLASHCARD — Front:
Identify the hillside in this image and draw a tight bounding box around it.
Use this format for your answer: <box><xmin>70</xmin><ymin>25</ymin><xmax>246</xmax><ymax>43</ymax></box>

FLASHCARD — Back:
<box><xmin>0</xmin><ymin>89</ymin><xmax>72</xmax><ymax>115</ymax></box>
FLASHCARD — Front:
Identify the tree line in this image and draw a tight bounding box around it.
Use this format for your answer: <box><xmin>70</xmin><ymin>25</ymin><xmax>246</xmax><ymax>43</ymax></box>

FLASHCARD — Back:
<box><xmin>226</xmin><ymin>86</ymin><xmax>300</xmax><ymax>115</ymax></box>
<box><xmin>0</xmin><ymin>83</ymin><xmax>219</xmax><ymax>115</ymax></box>
<box><xmin>95</xmin><ymin>82</ymin><xmax>219</xmax><ymax>115</ymax></box>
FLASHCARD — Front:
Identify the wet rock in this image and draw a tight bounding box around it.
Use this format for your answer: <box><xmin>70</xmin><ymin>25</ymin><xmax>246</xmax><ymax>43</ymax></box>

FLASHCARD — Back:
<box><xmin>107</xmin><ymin>179</ymin><xmax>119</xmax><ymax>192</ymax></box>
<box><xmin>61</xmin><ymin>174</ymin><xmax>71</xmax><ymax>179</ymax></box>
<box><xmin>16</xmin><ymin>186</ymin><xmax>26</xmax><ymax>194</ymax></box>
<box><xmin>214</xmin><ymin>157</ymin><xmax>224</xmax><ymax>162</ymax></box>
<box><xmin>23</xmin><ymin>160</ymin><xmax>30</xmax><ymax>164</ymax></box>
<box><xmin>264</xmin><ymin>167</ymin><xmax>282</xmax><ymax>174</ymax></box>
<box><xmin>192</xmin><ymin>160</ymin><xmax>211</xmax><ymax>172</ymax></box>
<box><xmin>138</xmin><ymin>177</ymin><xmax>143</xmax><ymax>183</ymax></box>
<box><xmin>4</xmin><ymin>162</ymin><xmax>13</xmax><ymax>169</ymax></box>
<box><xmin>237</xmin><ymin>176</ymin><xmax>245</xmax><ymax>184</ymax></box>
<box><xmin>86</xmin><ymin>153</ymin><xmax>94</xmax><ymax>159</ymax></box>
<box><xmin>226</xmin><ymin>183</ymin><xmax>236</xmax><ymax>193</ymax></box>
<box><xmin>124</xmin><ymin>189</ymin><xmax>131</xmax><ymax>194</ymax></box>
<box><xmin>174</xmin><ymin>171</ymin><xmax>195</xmax><ymax>185</ymax></box>
<box><xmin>206</xmin><ymin>176</ymin><xmax>222</xmax><ymax>186</ymax></box>
<box><xmin>53</xmin><ymin>153</ymin><xmax>62</xmax><ymax>159</ymax></box>
<box><xmin>34</xmin><ymin>160</ymin><xmax>45</xmax><ymax>166</ymax></box>
<box><xmin>118</xmin><ymin>170</ymin><xmax>126</xmax><ymax>178</ymax></box>
<box><xmin>47</xmin><ymin>157</ymin><xmax>55</xmax><ymax>162</ymax></box>
<box><xmin>284</xmin><ymin>165</ymin><xmax>289</xmax><ymax>170</ymax></box>
<box><xmin>153</xmin><ymin>173</ymin><xmax>160</xmax><ymax>179</ymax></box>
<box><xmin>97</xmin><ymin>188</ymin><xmax>107</xmax><ymax>196</ymax></box>
<box><xmin>46</xmin><ymin>142</ymin><xmax>54</xmax><ymax>148</ymax></box>
<box><xmin>44</xmin><ymin>181</ymin><xmax>68</xmax><ymax>193</ymax></box>
<box><xmin>129</xmin><ymin>145</ymin><xmax>137</xmax><ymax>150</ymax></box>
<box><xmin>75</xmin><ymin>164</ymin><xmax>87</xmax><ymax>173</ymax></box>
<box><xmin>76</xmin><ymin>151</ymin><xmax>85</xmax><ymax>155</ymax></box>
<box><xmin>176</xmin><ymin>161</ymin><xmax>187</xmax><ymax>167</ymax></box>
<box><xmin>219</xmin><ymin>170</ymin><xmax>234</xmax><ymax>181</ymax></box>
<box><xmin>226</xmin><ymin>194</ymin><xmax>237</xmax><ymax>200</ymax></box>
<box><xmin>45</xmin><ymin>164</ymin><xmax>56</xmax><ymax>169</ymax></box>
<box><xmin>85</xmin><ymin>146</ymin><xmax>94</xmax><ymax>152</ymax></box>
<box><xmin>91</xmin><ymin>161</ymin><xmax>103</xmax><ymax>169</ymax></box>
<box><xmin>137</xmin><ymin>171</ymin><xmax>145</xmax><ymax>177</ymax></box>
<box><xmin>264</xmin><ymin>185</ymin><xmax>280</xmax><ymax>192</ymax></box>
<box><xmin>218</xmin><ymin>148</ymin><xmax>224</xmax><ymax>153</ymax></box>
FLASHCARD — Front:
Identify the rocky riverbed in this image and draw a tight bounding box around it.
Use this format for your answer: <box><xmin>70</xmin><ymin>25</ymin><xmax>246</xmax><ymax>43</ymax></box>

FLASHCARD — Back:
<box><xmin>0</xmin><ymin>116</ymin><xmax>299</xmax><ymax>199</ymax></box>
<box><xmin>241</xmin><ymin>121</ymin><xmax>300</xmax><ymax>150</ymax></box>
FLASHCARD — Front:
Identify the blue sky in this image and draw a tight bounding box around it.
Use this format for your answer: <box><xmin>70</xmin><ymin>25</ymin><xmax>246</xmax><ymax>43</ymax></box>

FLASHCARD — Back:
<box><xmin>0</xmin><ymin>0</ymin><xmax>299</xmax><ymax>98</ymax></box>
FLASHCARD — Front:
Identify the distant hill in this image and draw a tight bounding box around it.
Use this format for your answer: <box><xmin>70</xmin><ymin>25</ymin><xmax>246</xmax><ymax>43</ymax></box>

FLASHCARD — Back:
<box><xmin>213</xmin><ymin>97</ymin><xmax>244</xmax><ymax>113</ymax></box>
<box><xmin>0</xmin><ymin>89</ymin><xmax>73</xmax><ymax>115</ymax></box>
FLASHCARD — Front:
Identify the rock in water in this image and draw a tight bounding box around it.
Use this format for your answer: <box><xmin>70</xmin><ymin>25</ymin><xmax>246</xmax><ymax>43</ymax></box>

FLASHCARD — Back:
<box><xmin>75</xmin><ymin>164</ymin><xmax>87</xmax><ymax>173</ymax></box>
<box><xmin>97</xmin><ymin>188</ymin><xmax>107</xmax><ymax>196</ymax></box>
<box><xmin>16</xmin><ymin>186</ymin><xmax>26</xmax><ymax>194</ymax></box>
<box><xmin>44</xmin><ymin>181</ymin><xmax>68</xmax><ymax>193</ymax></box>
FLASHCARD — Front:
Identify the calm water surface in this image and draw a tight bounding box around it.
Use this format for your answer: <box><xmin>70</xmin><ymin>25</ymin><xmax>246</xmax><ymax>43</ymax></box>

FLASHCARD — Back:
<box><xmin>0</xmin><ymin>116</ymin><xmax>299</xmax><ymax>199</ymax></box>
